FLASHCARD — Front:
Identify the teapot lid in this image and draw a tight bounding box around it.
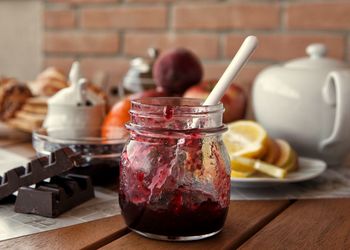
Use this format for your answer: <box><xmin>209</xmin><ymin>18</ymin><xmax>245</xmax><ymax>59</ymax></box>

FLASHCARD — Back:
<box><xmin>284</xmin><ymin>43</ymin><xmax>346</xmax><ymax>69</ymax></box>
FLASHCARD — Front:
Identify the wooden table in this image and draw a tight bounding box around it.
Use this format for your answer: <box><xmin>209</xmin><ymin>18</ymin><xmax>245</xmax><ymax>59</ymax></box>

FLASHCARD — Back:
<box><xmin>1</xmin><ymin>139</ymin><xmax>350</xmax><ymax>249</ymax></box>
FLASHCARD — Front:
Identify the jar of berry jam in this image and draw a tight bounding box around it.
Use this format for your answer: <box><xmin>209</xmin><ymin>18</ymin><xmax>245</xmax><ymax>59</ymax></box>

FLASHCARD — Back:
<box><xmin>119</xmin><ymin>97</ymin><xmax>231</xmax><ymax>241</ymax></box>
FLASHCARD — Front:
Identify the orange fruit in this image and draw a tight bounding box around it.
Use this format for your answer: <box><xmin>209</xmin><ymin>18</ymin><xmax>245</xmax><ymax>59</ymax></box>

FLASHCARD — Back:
<box><xmin>102</xmin><ymin>98</ymin><xmax>131</xmax><ymax>138</ymax></box>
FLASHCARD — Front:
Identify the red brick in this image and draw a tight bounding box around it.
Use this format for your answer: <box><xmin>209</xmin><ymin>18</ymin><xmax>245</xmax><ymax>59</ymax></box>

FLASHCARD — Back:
<box><xmin>174</xmin><ymin>3</ymin><xmax>280</xmax><ymax>30</ymax></box>
<box><xmin>44</xmin><ymin>32</ymin><xmax>119</xmax><ymax>54</ymax></box>
<box><xmin>44</xmin><ymin>9</ymin><xmax>76</xmax><ymax>29</ymax></box>
<box><xmin>81</xmin><ymin>7</ymin><xmax>167</xmax><ymax>29</ymax></box>
<box><xmin>203</xmin><ymin>62</ymin><xmax>267</xmax><ymax>87</ymax></box>
<box><xmin>123</xmin><ymin>33</ymin><xmax>219</xmax><ymax>60</ymax></box>
<box><xmin>80</xmin><ymin>58</ymin><xmax>130</xmax><ymax>88</ymax></box>
<box><xmin>224</xmin><ymin>34</ymin><xmax>345</xmax><ymax>61</ymax></box>
<box><xmin>287</xmin><ymin>2</ymin><xmax>350</xmax><ymax>30</ymax></box>
<box><xmin>126</xmin><ymin>0</ymin><xmax>216</xmax><ymax>2</ymax></box>
<box><xmin>48</xmin><ymin>0</ymin><xmax>118</xmax><ymax>4</ymax></box>
<box><xmin>126</xmin><ymin>0</ymin><xmax>171</xmax><ymax>2</ymax></box>
<box><xmin>44</xmin><ymin>57</ymin><xmax>75</xmax><ymax>75</ymax></box>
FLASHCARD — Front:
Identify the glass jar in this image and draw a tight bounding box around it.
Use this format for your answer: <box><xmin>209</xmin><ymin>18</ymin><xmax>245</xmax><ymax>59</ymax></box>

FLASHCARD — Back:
<box><xmin>119</xmin><ymin>97</ymin><xmax>231</xmax><ymax>241</ymax></box>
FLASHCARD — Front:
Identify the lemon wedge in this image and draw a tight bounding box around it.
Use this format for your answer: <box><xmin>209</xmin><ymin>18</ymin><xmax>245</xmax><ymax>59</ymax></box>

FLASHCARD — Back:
<box><xmin>231</xmin><ymin>156</ymin><xmax>287</xmax><ymax>179</ymax></box>
<box><xmin>284</xmin><ymin>149</ymin><xmax>298</xmax><ymax>172</ymax></box>
<box><xmin>231</xmin><ymin>169</ymin><xmax>255</xmax><ymax>178</ymax></box>
<box><xmin>223</xmin><ymin>120</ymin><xmax>268</xmax><ymax>158</ymax></box>
<box><xmin>230</xmin><ymin>157</ymin><xmax>256</xmax><ymax>178</ymax></box>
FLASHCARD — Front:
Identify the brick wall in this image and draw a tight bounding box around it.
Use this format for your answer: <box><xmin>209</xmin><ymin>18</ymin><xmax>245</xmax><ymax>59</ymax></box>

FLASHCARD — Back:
<box><xmin>43</xmin><ymin>0</ymin><xmax>350</xmax><ymax>90</ymax></box>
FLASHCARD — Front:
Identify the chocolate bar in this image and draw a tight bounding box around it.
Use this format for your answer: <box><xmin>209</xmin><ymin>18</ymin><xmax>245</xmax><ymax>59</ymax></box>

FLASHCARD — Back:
<box><xmin>15</xmin><ymin>174</ymin><xmax>94</xmax><ymax>217</ymax></box>
<box><xmin>0</xmin><ymin>148</ymin><xmax>82</xmax><ymax>200</ymax></box>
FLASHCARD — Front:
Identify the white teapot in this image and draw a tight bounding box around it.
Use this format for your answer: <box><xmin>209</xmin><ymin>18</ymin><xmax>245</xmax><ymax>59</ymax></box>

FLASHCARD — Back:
<box><xmin>44</xmin><ymin>62</ymin><xmax>106</xmax><ymax>138</ymax></box>
<box><xmin>253</xmin><ymin>43</ymin><xmax>350</xmax><ymax>165</ymax></box>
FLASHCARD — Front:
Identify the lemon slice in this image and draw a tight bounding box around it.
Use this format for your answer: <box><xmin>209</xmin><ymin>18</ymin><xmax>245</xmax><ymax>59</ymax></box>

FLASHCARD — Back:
<box><xmin>232</xmin><ymin>156</ymin><xmax>287</xmax><ymax>179</ymax></box>
<box><xmin>284</xmin><ymin>149</ymin><xmax>299</xmax><ymax>172</ymax></box>
<box><xmin>275</xmin><ymin>139</ymin><xmax>292</xmax><ymax>168</ymax></box>
<box><xmin>231</xmin><ymin>169</ymin><xmax>254</xmax><ymax>178</ymax></box>
<box><xmin>262</xmin><ymin>138</ymin><xmax>281</xmax><ymax>164</ymax></box>
<box><xmin>231</xmin><ymin>157</ymin><xmax>255</xmax><ymax>172</ymax></box>
<box><xmin>223</xmin><ymin>120</ymin><xmax>268</xmax><ymax>158</ymax></box>
<box><xmin>230</xmin><ymin>157</ymin><xmax>255</xmax><ymax>178</ymax></box>
<box><xmin>254</xmin><ymin>160</ymin><xmax>287</xmax><ymax>179</ymax></box>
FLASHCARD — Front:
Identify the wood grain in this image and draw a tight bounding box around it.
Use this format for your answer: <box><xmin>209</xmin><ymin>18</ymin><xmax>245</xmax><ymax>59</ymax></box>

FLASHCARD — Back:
<box><xmin>0</xmin><ymin>215</ymin><xmax>129</xmax><ymax>250</ymax></box>
<box><xmin>100</xmin><ymin>200</ymin><xmax>291</xmax><ymax>250</ymax></box>
<box><xmin>239</xmin><ymin>199</ymin><xmax>350</xmax><ymax>250</ymax></box>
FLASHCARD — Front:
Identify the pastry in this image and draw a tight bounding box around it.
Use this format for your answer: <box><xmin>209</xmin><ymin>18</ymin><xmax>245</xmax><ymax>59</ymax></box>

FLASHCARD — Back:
<box><xmin>86</xmin><ymin>81</ymin><xmax>109</xmax><ymax>109</ymax></box>
<box><xmin>0</xmin><ymin>80</ymin><xmax>32</xmax><ymax>121</ymax></box>
<box><xmin>7</xmin><ymin>97</ymin><xmax>48</xmax><ymax>132</ymax></box>
<box><xmin>28</xmin><ymin>67</ymin><xmax>68</xmax><ymax>96</ymax></box>
<box><xmin>15</xmin><ymin>110</ymin><xmax>46</xmax><ymax>123</ymax></box>
<box><xmin>22</xmin><ymin>97</ymin><xmax>48</xmax><ymax>114</ymax></box>
<box><xmin>22</xmin><ymin>104</ymin><xmax>48</xmax><ymax>114</ymax></box>
<box><xmin>0</xmin><ymin>77</ymin><xmax>16</xmax><ymax>86</ymax></box>
<box><xmin>7</xmin><ymin>117</ymin><xmax>43</xmax><ymax>133</ymax></box>
<box><xmin>37</xmin><ymin>67</ymin><xmax>66</xmax><ymax>82</ymax></box>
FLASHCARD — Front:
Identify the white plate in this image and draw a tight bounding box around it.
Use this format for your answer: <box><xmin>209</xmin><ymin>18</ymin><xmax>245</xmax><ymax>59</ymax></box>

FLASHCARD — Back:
<box><xmin>231</xmin><ymin>157</ymin><xmax>327</xmax><ymax>188</ymax></box>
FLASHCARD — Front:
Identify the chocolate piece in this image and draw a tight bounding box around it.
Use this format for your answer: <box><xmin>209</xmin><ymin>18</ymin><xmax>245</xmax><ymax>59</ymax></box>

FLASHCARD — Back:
<box><xmin>0</xmin><ymin>148</ymin><xmax>82</xmax><ymax>200</ymax></box>
<box><xmin>0</xmin><ymin>194</ymin><xmax>16</xmax><ymax>204</ymax></box>
<box><xmin>15</xmin><ymin>174</ymin><xmax>94</xmax><ymax>217</ymax></box>
<box><xmin>70</xmin><ymin>159</ymin><xmax>119</xmax><ymax>186</ymax></box>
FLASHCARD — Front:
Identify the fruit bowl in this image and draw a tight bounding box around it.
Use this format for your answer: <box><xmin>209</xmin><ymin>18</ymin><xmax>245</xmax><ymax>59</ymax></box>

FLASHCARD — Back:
<box><xmin>32</xmin><ymin>127</ymin><xmax>128</xmax><ymax>185</ymax></box>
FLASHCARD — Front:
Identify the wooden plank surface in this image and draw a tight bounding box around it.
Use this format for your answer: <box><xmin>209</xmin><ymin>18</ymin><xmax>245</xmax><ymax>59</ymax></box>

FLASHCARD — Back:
<box><xmin>3</xmin><ymin>139</ymin><xmax>348</xmax><ymax>249</ymax></box>
<box><xmin>101</xmin><ymin>200</ymin><xmax>292</xmax><ymax>250</ymax></box>
<box><xmin>0</xmin><ymin>215</ymin><xmax>128</xmax><ymax>250</ymax></box>
<box><xmin>239</xmin><ymin>199</ymin><xmax>350</xmax><ymax>250</ymax></box>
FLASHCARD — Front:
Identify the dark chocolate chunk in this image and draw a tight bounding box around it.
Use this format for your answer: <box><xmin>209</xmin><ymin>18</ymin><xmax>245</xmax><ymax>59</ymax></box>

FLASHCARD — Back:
<box><xmin>0</xmin><ymin>194</ymin><xmax>16</xmax><ymax>204</ymax></box>
<box><xmin>15</xmin><ymin>174</ymin><xmax>94</xmax><ymax>217</ymax></box>
<box><xmin>0</xmin><ymin>147</ymin><xmax>82</xmax><ymax>200</ymax></box>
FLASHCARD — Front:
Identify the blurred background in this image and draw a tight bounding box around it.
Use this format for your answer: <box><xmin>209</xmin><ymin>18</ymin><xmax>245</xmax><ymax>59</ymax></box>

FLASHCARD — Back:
<box><xmin>0</xmin><ymin>0</ymin><xmax>350</xmax><ymax>113</ymax></box>
<box><xmin>1</xmin><ymin>0</ymin><xmax>349</xmax><ymax>91</ymax></box>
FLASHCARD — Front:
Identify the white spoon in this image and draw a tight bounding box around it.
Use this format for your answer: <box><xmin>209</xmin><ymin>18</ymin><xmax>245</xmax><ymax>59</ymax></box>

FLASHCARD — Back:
<box><xmin>203</xmin><ymin>35</ymin><xmax>258</xmax><ymax>106</ymax></box>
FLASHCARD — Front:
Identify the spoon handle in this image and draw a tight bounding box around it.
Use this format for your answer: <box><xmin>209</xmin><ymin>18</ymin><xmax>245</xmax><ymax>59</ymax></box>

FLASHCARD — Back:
<box><xmin>203</xmin><ymin>36</ymin><xmax>258</xmax><ymax>106</ymax></box>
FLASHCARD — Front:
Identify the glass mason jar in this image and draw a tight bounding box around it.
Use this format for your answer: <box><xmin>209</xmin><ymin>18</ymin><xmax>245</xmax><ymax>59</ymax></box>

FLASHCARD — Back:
<box><xmin>119</xmin><ymin>97</ymin><xmax>231</xmax><ymax>241</ymax></box>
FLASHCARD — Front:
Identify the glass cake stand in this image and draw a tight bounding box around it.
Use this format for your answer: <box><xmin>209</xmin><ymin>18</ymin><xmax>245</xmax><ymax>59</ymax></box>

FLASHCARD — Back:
<box><xmin>32</xmin><ymin>127</ymin><xmax>127</xmax><ymax>186</ymax></box>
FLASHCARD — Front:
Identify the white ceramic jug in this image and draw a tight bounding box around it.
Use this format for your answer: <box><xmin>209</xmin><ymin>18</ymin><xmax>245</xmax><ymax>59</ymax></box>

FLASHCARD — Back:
<box><xmin>253</xmin><ymin>43</ymin><xmax>350</xmax><ymax>165</ymax></box>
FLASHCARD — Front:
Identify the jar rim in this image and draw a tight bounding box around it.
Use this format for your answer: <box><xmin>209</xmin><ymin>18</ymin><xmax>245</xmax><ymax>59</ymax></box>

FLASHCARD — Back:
<box><xmin>130</xmin><ymin>97</ymin><xmax>224</xmax><ymax>115</ymax></box>
<box><xmin>126</xmin><ymin>124</ymin><xmax>227</xmax><ymax>138</ymax></box>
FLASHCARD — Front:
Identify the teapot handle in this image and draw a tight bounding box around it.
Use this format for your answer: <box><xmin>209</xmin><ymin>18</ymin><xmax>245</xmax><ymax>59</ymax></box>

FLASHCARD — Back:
<box><xmin>320</xmin><ymin>70</ymin><xmax>350</xmax><ymax>151</ymax></box>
